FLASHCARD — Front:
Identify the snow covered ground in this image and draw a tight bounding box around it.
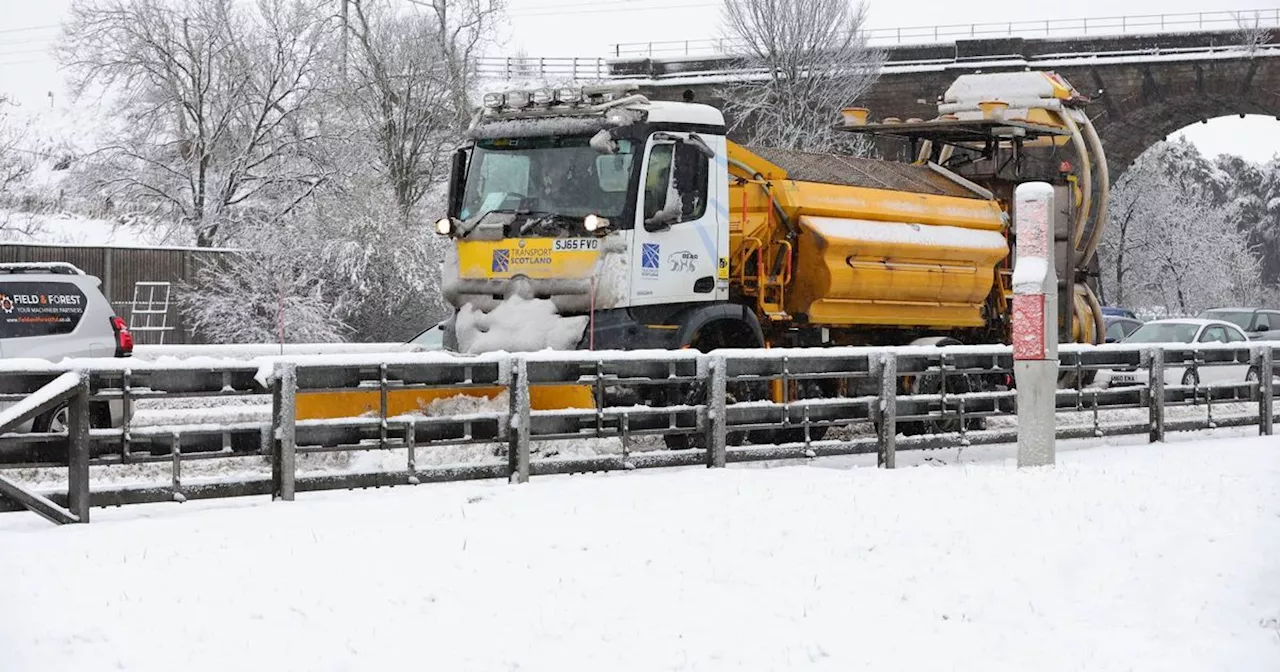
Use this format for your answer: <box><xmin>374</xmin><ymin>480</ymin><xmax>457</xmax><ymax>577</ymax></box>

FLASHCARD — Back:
<box><xmin>1</xmin><ymin>432</ymin><xmax>1278</xmax><ymax>671</ymax></box>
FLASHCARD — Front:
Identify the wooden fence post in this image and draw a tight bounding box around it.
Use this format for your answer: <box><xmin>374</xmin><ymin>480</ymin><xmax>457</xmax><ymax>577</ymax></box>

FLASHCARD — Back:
<box><xmin>66</xmin><ymin>374</ymin><xmax>92</xmax><ymax>523</ymax></box>
<box><xmin>877</xmin><ymin>353</ymin><xmax>897</xmax><ymax>469</ymax></box>
<box><xmin>508</xmin><ymin>358</ymin><xmax>530</xmax><ymax>484</ymax></box>
<box><xmin>706</xmin><ymin>355</ymin><xmax>727</xmax><ymax>468</ymax></box>
<box><xmin>1147</xmin><ymin>349</ymin><xmax>1165</xmax><ymax>443</ymax></box>
<box><xmin>271</xmin><ymin>363</ymin><xmax>297</xmax><ymax>501</ymax></box>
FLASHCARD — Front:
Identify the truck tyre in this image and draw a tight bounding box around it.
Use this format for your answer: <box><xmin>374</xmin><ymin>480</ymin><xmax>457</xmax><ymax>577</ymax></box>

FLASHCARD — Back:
<box><xmin>899</xmin><ymin>337</ymin><xmax>986</xmax><ymax>437</ymax></box>
<box><xmin>663</xmin><ymin>318</ymin><xmax>762</xmax><ymax>450</ymax></box>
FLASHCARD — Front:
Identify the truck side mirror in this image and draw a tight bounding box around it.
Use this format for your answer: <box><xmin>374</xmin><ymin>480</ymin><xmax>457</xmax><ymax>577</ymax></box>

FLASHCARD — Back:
<box><xmin>590</xmin><ymin>129</ymin><xmax>618</xmax><ymax>155</ymax></box>
<box><xmin>686</xmin><ymin>133</ymin><xmax>716</xmax><ymax>159</ymax></box>
<box><xmin>447</xmin><ymin>148</ymin><xmax>468</xmax><ymax>216</ymax></box>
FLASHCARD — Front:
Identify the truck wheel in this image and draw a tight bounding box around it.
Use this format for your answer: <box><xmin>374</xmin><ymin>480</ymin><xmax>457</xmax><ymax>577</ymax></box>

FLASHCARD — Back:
<box><xmin>663</xmin><ymin>320</ymin><xmax>759</xmax><ymax>450</ymax></box>
<box><xmin>752</xmin><ymin>377</ymin><xmax>834</xmax><ymax>445</ymax></box>
<box><xmin>899</xmin><ymin>337</ymin><xmax>985</xmax><ymax>436</ymax></box>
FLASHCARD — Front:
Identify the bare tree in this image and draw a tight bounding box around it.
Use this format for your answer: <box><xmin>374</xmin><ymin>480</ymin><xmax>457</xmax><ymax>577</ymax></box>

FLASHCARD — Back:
<box><xmin>716</xmin><ymin>0</ymin><xmax>886</xmax><ymax>153</ymax></box>
<box><xmin>1235</xmin><ymin>10</ymin><xmax>1273</xmax><ymax>57</ymax></box>
<box><xmin>0</xmin><ymin>96</ymin><xmax>35</xmax><ymax>199</ymax></box>
<box><xmin>408</xmin><ymin>0</ymin><xmax>506</xmax><ymax>127</ymax></box>
<box><xmin>340</xmin><ymin>0</ymin><xmax>458</xmax><ymax>220</ymax></box>
<box><xmin>59</xmin><ymin>0</ymin><xmax>332</xmax><ymax>246</ymax></box>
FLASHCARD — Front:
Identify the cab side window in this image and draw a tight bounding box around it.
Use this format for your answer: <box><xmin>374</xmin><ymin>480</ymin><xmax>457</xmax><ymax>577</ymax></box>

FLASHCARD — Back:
<box><xmin>1255</xmin><ymin>312</ymin><xmax>1275</xmax><ymax>332</ymax></box>
<box><xmin>642</xmin><ymin>143</ymin><xmax>673</xmax><ymax>222</ymax></box>
<box><xmin>672</xmin><ymin>142</ymin><xmax>708</xmax><ymax>220</ymax></box>
<box><xmin>1225</xmin><ymin>326</ymin><xmax>1247</xmax><ymax>343</ymax></box>
<box><xmin>1105</xmin><ymin>321</ymin><xmax>1126</xmax><ymax>342</ymax></box>
<box><xmin>642</xmin><ymin>139</ymin><xmax>708</xmax><ymax>224</ymax></box>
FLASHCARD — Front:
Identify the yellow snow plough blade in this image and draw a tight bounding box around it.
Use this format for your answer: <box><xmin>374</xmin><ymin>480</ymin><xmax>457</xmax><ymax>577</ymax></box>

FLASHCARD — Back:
<box><xmin>294</xmin><ymin>383</ymin><xmax>596</xmax><ymax>420</ymax></box>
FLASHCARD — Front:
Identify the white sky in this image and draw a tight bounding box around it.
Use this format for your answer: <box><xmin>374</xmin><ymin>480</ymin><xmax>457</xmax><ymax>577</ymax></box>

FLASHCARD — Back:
<box><xmin>1</xmin><ymin>0</ymin><xmax>1277</xmax><ymax>163</ymax></box>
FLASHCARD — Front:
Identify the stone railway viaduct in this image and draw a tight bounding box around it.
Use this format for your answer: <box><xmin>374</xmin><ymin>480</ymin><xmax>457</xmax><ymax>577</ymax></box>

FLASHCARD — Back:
<box><xmin>606</xmin><ymin>30</ymin><xmax>1280</xmax><ymax>176</ymax></box>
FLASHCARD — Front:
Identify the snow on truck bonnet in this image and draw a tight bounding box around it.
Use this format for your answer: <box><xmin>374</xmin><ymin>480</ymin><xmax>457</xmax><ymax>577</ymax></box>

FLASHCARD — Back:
<box><xmin>453</xmin><ymin>295</ymin><xmax>589</xmax><ymax>354</ymax></box>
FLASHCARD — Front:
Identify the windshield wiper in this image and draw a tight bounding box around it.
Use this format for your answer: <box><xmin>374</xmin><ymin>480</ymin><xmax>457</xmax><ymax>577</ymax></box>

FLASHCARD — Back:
<box><xmin>458</xmin><ymin>208</ymin><xmax>520</xmax><ymax>239</ymax></box>
<box><xmin>517</xmin><ymin>211</ymin><xmax>584</xmax><ymax>236</ymax></box>
<box><xmin>458</xmin><ymin>209</ymin><xmax>585</xmax><ymax>238</ymax></box>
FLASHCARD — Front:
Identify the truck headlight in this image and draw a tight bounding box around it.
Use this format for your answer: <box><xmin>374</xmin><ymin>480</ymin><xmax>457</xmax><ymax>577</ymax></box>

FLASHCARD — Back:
<box><xmin>557</xmin><ymin>87</ymin><xmax>583</xmax><ymax>104</ymax></box>
<box><xmin>584</xmin><ymin>214</ymin><xmax>609</xmax><ymax>232</ymax></box>
<box><xmin>435</xmin><ymin>217</ymin><xmax>454</xmax><ymax>235</ymax></box>
<box><xmin>482</xmin><ymin>92</ymin><xmax>505</xmax><ymax>109</ymax></box>
<box><xmin>532</xmin><ymin>88</ymin><xmax>556</xmax><ymax>105</ymax></box>
<box><xmin>506</xmin><ymin>91</ymin><xmax>530</xmax><ymax>108</ymax></box>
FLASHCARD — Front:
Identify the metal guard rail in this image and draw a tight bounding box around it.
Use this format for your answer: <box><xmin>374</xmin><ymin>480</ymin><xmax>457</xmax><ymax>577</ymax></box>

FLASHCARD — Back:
<box><xmin>0</xmin><ymin>342</ymin><xmax>1275</xmax><ymax>523</ymax></box>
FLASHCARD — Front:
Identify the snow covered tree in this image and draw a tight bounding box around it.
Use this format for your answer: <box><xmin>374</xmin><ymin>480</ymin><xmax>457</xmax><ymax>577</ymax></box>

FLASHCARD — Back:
<box><xmin>1216</xmin><ymin>155</ymin><xmax>1280</xmax><ymax>285</ymax></box>
<box><xmin>1100</xmin><ymin>141</ymin><xmax>1264</xmax><ymax>315</ymax></box>
<box><xmin>179</xmin><ymin>180</ymin><xmax>448</xmax><ymax>343</ymax></box>
<box><xmin>0</xmin><ymin>96</ymin><xmax>35</xmax><ymax>201</ymax></box>
<box><xmin>59</xmin><ymin>0</ymin><xmax>332</xmax><ymax>246</ymax></box>
<box><xmin>716</xmin><ymin>0</ymin><xmax>886</xmax><ymax>154</ymax></box>
<box><xmin>179</xmin><ymin>222</ymin><xmax>352</xmax><ymax>345</ymax></box>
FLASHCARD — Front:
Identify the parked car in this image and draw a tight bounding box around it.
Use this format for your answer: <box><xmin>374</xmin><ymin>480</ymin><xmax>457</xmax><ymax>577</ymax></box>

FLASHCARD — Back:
<box><xmin>0</xmin><ymin>262</ymin><xmax>132</xmax><ymax>434</ymax></box>
<box><xmin>1195</xmin><ymin>307</ymin><xmax>1280</xmax><ymax>341</ymax></box>
<box><xmin>1102</xmin><ymin>318</ymin><xmax>1257</xmax><ymax>388</ymax></box>
<box><xmin>1103</xmin><ymin>314</ymin><xmax>1143</xmax><ymax>343</ymax></box>
<box><xmin>1101</xmin><ymin>306</ymin><xmax>1138</xmax><ymax>320</ymax></box>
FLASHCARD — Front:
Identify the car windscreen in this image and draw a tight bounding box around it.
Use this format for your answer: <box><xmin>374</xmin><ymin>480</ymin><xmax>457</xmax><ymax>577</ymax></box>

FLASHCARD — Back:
<box><xmin>1198</xmin><ymin>310</ymin><xmax>1253</xmax><ymax>330</ymax></box>
<box><xmin>0</xmin><ymin>281</ymin><xmax>89</xmax><ymax>338</ymax></box>
<box><xmin>1123</xmin><ymin>322</ymin><xmax>1199</xmax><ymax>344</ymax></box>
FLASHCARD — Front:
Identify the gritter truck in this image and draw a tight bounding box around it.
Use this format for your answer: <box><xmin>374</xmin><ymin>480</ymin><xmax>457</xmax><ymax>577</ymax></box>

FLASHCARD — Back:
<box><xmin>302</xmin><ymin>71</ymin><xmax>1112</xmax><ymax>437</ymax></box>
<box><xmin>434</xmin><ymin>71</ymin><xmax>1107</xmax><ymax>358</ymax></box>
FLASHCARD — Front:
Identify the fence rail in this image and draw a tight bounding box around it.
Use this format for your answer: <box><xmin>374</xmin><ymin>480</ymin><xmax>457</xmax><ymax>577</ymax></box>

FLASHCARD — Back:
<box><xmin>609</xmin><ymin>8</ymin><xmax>1280</xmax><ymax>58</ymax></box>
<box><xmin>0</xmin><ymin>342</ymin><xmax>1276</xmax><ymax>524</ymax></box>
<box><xmin>475</xmin><ymin>56</ymin><xmax>610</xmax><ymax>82</ymax></box>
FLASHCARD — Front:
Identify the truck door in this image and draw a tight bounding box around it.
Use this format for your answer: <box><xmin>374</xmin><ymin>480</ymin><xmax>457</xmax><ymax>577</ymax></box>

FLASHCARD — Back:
<box><xmin>630</xmin><ymin>133</ymin><xmax>720</xmax><ymax>307</ymax></box>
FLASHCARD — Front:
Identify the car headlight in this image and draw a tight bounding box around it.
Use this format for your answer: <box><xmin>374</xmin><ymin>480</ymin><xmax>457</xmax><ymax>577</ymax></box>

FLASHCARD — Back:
<box><xmin>435</xmin><ymin>217</ymin><xmax>453</xmax><ymax>235</ymax></box>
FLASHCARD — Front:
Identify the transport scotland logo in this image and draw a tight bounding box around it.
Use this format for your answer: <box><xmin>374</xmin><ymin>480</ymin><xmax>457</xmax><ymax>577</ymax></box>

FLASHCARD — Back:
<box><xmin>641</xmin><ymin>243</ymin><xmax>660</xmax><ymax>269</ymax></box>
<box><xmin>492</xmin><ymin>249</ymin><xmax>510</xmax><ymax>272</ymax></box>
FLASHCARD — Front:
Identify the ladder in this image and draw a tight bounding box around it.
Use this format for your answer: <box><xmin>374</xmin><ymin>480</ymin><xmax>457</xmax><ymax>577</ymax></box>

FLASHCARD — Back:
<box><xmin>128</xmin><ymin>281</ymin><xmax>175</xmax><ymax>345</ymax></box>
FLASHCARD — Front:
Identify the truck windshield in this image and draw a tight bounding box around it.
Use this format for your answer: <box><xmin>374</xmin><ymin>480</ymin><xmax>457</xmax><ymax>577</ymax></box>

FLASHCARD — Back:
<box><xmin>459</xmin><ymin>135</ymin><xmax>635</xmax><ymax>225</ymax></box>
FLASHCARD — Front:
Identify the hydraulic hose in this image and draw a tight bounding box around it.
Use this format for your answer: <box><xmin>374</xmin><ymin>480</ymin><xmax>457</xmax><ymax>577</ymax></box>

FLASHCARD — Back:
<box><xmin>728</xmin><ymin>157</ymin><xmax>795</xmax><ymax>238</ymax></box>
<box><xmin>1061</xmin><ymin>112</ymin><xmax>1093</xmax><ymax>255</ymax></box>
<box><xmin>1080</xmin><ymin>281</ymin><xmax>1106</xmax><ymax>345</ymax></box>
<box><xmin>728</xmin><ymin>156</ymin><xmax>795</xmax><ymax>280</ymax></box>
<box><xmin>1076</xmin><ymin>113</ymin><xmax>1110</xmax><ymax>269</ymax></box>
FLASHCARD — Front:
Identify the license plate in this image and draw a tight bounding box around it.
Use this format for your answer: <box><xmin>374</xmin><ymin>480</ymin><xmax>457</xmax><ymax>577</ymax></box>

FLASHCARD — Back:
<box><xmin>1113</xmin><ymin>374</ymin><xmax>1136</xmax><ymax>384</ymax></box>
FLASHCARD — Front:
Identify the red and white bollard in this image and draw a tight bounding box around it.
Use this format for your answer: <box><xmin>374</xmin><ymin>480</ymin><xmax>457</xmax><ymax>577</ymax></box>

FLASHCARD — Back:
<box><xmin>1012</xmin><ymin>182</ymin><xmax>1058</xmax><ymax>467</ymax></box>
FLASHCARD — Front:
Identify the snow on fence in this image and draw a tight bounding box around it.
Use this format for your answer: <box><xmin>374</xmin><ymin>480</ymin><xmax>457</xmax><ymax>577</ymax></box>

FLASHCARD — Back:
<box><xmin>0</xmin><ymin>342</ymin><xmax>1275</xmax><ymax>524</ymax></box>
<box><xmin>131</xmin><ymin>342</ymin><xmax>424</xmax><ymax>360</ymax></box>
<box><xmin>608</xmin><ymin>7</ymin><xmax>1280</xmax><ymax>57</ymax></box>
